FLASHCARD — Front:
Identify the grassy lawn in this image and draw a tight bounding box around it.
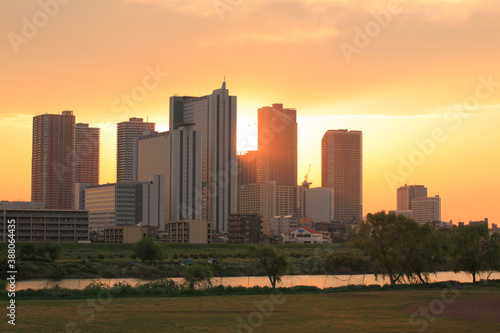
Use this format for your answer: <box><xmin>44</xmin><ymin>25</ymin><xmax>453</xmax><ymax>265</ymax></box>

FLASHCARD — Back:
<box><xmin>3</xmin><ymin>289</ymin><xmax>499</xmax><ymax>332</ymax></box>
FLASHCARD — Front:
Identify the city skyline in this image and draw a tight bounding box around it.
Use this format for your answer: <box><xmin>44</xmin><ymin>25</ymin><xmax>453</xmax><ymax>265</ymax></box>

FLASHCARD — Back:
<box><xmin>2</xmin><ymin>0</ymin><xmax>499</xmax><ymax>224</ymax></box>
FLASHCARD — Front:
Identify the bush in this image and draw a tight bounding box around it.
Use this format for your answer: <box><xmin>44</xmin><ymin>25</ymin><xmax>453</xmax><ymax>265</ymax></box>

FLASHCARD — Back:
<box><xmin>173</xmin><ymin>254</ymin><xmax>179</xmax><ymax>259</ymax></box>
<box><xmin>97</xmin><ymin>254</ymin><xmax>105</xmax><ymax>260</ymax></box>
<box><xmin>192</xmin><ymin>254</ymin><xmax>199</xmax><ymax>259</ymax></box>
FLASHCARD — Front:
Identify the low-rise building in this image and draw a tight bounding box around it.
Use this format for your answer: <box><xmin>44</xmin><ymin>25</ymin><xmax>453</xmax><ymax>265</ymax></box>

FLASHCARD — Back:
<box><xmin>227</xmin><ymin>213</ymin><xmax>263</xmax><ymax>244</ymax></box>
<box><xmin>0</xmin><ymin>202</ymin><xmax>89</xmax><ymax>243</ymax></box>
<box><xmin>287</xmin><ymin>226</ymin><xmax>325</xmax><ymax>244</ymax></box>
<box><xmin>271</xmin><ymin>215</ymin><xmax>298</xmax><ymax>235</ymax></box>
<box><xmin>165</xmin><ymin>220</ymin><xmax>211</xmax><ymax>244</ymax></box>
<box><xmin>103</xmin><ymin>225</ymin><xmax>157</xmax><ymax>243</ymax></box>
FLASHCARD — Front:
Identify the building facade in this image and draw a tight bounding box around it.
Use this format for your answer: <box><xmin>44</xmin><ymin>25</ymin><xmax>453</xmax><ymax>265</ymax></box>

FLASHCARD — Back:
<box><xmin>397</xmin><ymin>184</ymin><xmax>427</xmax><ymax>211</ymax></box>
<box><xmin>321</xmin><ymin>129</ymin><xmax>363</xmax><ymax>222</ymax></box>
<box><xmin>412</xmin><ymin>195</ymin><xmax>441</xmax><ymax>224</ymax></box>
<box><xmin>165</xmin><ymin>220</ymin><xmax>211</xmax><ymax>244</ymax></box>
<box><xmin>117</xmin><ymin>117</ymin><xmax>155</xmax><ymax>182</ymax></box>
<box><xmin>257</xmin><ymin>103</ymin><xmax>297</xmax><ymax>187</ymax></box>
<box><xmin>103</xmin><ymin>225</ymin><xmax>157</xmax><ymax>243</ymax></box>
<box><xmin>1</xmin><ymin>205</ymin><xmax>88</xmax><ymax>243</ymax></box>
<box><xmin>303</xmin><ymin>187</ymin><xmax>335</xmax><ymax>223</ymax></box>
<box><xmin>32</xmin><ymin>111</ymin><xmax>75</xmax><ymax>209</ymax></box>
<box><xmin>74</xmin><ymin>123</ymin><xmax>100</xmax><ymax>185</ymax></box>
<box><xmin>169</xmin><ymin>82</ymin><xmax>237</xmax><ymax>233</ymax></box>
<box><xmin>227</xmin><ymin>213</ymin><xmax>263</xmax><ymax>244</ymax></box>
<box><xmin>134</xmin><ymin>125</ymin><xmax>202</xmax><ymax>227</ymax></box>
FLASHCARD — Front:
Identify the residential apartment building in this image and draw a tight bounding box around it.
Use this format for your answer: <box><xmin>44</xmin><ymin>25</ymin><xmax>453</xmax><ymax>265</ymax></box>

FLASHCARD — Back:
<box><xmin>227</xmin><ymin>213</ymin><xmax>263</xmax><ymax>244</ymax></box>
<box><xmin>117</xmin><ymin>117</ymin><xmax>155</xmax><ymax>182</ymax></box>
<box><xmin>32</xmin><ymin>111</ymin><xmax>75</xmax><ymax>209</ymax></box>
<box><xmin>321</xmin><ymin>129</ymin><xmax>362</xmax><ymax>222</ymax></box>
<box><xmin>412</xmin><ymin>195</ymin><xmax>441</xmax><ymax>224</ymax></box>
<box><xmin>165</xmin><ymin>220</ymin><xmax>211</xmax><ymax>243</ymax></box>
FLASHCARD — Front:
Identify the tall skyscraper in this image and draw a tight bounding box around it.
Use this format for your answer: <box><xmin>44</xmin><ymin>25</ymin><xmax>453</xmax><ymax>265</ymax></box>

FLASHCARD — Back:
<box><xmin>32</xmin><ymin>111</ymin><xmax>75</xmax><ymax>209</ymax></box>
<box><xmin>169</xmin><ymin>82</ymin><xmax>237</xmax><ymax>233</ymax></box>
<box><xmin>74</xmin><ymin>123</ymin><xmax>100</xmax><ymax>185</ymax></box>
<box><xmin>257</xmin><ymin>103</ymin><xmax>297</xmax><ymax>187</ymax></box>
<box><xmin>321</xmin><ymin>129</ymin><xmax>363</xmax><ymax>222</ymax></box>
<box><xmin>237</xmin><ymin>150</ymin><xmax>257</xmax><ymax>211</ymax></box>
<box><xmin>117</xmin><ymin>117</ymin><xmax>155</xmax><ymax>182</ymax></box>
<box><xmin>135</xmin><ymin>124</ymin><xmax>202</xmax><ymax>226</ymax></box>
<box><xmin>397</xmin><ymin>184</ymin><xmax>427</xmax><ymax>211</ymax></box>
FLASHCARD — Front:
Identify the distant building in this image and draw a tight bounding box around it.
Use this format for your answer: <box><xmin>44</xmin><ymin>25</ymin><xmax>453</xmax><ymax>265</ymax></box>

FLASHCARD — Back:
<box><xmin>237</xmin><ymin>150</ymin><xmax>258</xmax><ymax>211</ymax></box>
<box><xmin>227</xmin><ymin>213</ymin><xmax>263</xmax><ymax>244</ymax></box>
<box><xmin>397</xmin><ymin>185</ymin><xmax>427</xmax><ymax>211</ymax></box>
<box><xmin>239</xmin><ymin>181</ymin><xmax>296</xmax><ymax>224</ymax></box>
<box><xmin>32</xmin><ymin>110</ymin><xmax>75</xmax><ymax>209</ymax></box>
<box><xmin>321</xmin><ymin>129</ymin><xmax>362</xmax><ymax>222</ymax></box>
<box><xmin>84</xmin><ymin>182</ymin><xmax>150</xmax><ymax>237</ymax></box>
<box><xmin>412</xmin><ymin>195</ymin><xmax>441</xmax><ymax>224</ymax></box>
<box><xmin>103</xmin><ymin>225</ymin><xmax>157</xmax><ymax>243</ymax></box>
<box><xmin>74</xmin><ymin>183</ymin><xmax>91</xmax><ymax>210</ymax></box>
<box><xmin>0</xmin><ymin>204</ymin><xmax>88</xmax><ymax>243</ymax></box>
<box><xmin>388</xmin><ymin>210</ymin><xmax>413</xmax><ymax>219</ymax></box>
<box><xmin>117</xmin><ymin>117</ymin><xmax>155</xmax><ymax>182</ymax></box>
<box><xmin>74</xmin><ymin>123</ymin><xmax>100</xmax><ymax>186</ymax></box>
<box><xmin>237</xmin><ymin>150</ymin><xmax>258</xmax><ymax>187</ymax></box>
<box><xmin>165</xmin><ymin>220</ymin><xmax>211</xmax><ymax>244</ymax></box>
<box><xmin>287</xmin><ymin>226</ymin><xmax>324</xmax><ymax>244</ymax></box>
<box><xmin>271</xmin><ymin>216</ymin><xmax>298</xmax><ymax>235</ymax></box>
<box><xmin>469</xmin><ymin>218</ymin><xmax>488</xmax><ymax>228</ymax></box>
<box><xmin>134</xmin><ymin>124</ymin><xmax>202</xmax><ymax>227</ymax></box>
<box><xmin>257</xmin><ymin>103</ymin><xmax>297</xmax><ymax>188</ymax></box>
<box><xmin>303</xmin><ymin>187</ymin><xmax>335</xmax><ymax>223</ymax></box>
<box><xmin>169</xmin><ymin>82</ymin><xmax>237</xmax><ymax>233</ymax></box>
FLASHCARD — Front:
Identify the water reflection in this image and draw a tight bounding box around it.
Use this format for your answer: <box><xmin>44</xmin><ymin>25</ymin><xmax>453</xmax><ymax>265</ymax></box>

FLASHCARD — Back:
<box><xmin>15</xmin><ymin>271</ymin><xmax>500</xmax><ymax>291</ymax></box>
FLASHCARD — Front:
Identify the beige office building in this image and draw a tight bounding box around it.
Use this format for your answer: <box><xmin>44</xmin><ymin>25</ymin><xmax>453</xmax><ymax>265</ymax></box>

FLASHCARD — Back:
<box><xmin>321</xmin><ymin>129</ymin><xmax>362</xmax><ymax>222</ymax></box>
<box><xmin>397</xmin><ymin>184</ymin><xmax>427</xmax><ymax>211</ymax></box>
<box><xmin>239</xmin><ymin>181</ymin><xmax>295</xmax><ymax>224</ymax></box>
<box><xmin>412</xmin><ymin>195</ymin><xmax>441</xmax><ymax>224</ymax></box>
<box><xmin>303</xmin><ymin>187</ymin><xmax>335</xmax><ymax>223</ymax></box>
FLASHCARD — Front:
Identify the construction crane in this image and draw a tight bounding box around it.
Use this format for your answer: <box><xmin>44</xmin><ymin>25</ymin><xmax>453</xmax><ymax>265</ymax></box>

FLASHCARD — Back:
<box><xmin>302</xmin><ymin>164</ymin><xmax>312</xmax><ymax>188</ymax></box>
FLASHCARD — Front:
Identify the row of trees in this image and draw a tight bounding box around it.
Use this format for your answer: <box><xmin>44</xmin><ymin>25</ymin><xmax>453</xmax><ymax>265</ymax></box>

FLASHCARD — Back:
<box><xmin>353</xmin><ymin>211</ymin><xmax>500</xmax><ymax>284</ymax></box>
<box><xmin>132</xmin><ymin>214</ymin><xmax>500</xmax><ymax>289</ymax></box>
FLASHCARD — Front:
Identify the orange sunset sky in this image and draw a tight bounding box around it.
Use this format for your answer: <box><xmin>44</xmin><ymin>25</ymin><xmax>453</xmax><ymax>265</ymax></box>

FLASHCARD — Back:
<box><xmin>1</xmin><ymin>0</ymin><xmax>499</xmax><ymax>224</ymax></box>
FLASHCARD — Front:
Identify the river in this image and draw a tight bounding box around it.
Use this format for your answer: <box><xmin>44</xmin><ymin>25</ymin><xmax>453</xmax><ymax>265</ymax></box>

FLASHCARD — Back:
<box><xmin>15</xmin><ymin>271</ymin><xmax>500</xmax><ymax>291</ymax></box>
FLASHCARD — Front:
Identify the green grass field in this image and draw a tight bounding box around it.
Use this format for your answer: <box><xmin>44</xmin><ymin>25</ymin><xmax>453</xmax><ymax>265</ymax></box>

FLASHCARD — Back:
<box><xmin>3</xmin><ymin>289</ymin><xmax>499</xmax><ymax>332</ymax></box>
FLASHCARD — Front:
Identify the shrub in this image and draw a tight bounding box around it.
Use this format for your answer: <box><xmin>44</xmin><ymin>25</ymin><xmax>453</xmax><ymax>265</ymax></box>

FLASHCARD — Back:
<box><xmin>97</xmin><ymin>254</ymin><xmax>105</xmax><ymax>260</ymax></box>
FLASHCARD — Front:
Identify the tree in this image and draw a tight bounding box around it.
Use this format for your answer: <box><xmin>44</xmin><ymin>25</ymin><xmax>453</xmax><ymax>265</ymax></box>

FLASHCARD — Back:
<box><xmin>451</xmin><ymin>224</ymin><xmax>490</xmax><ymax>283</ymax></box>
<box><xmin>43</xmin><ymin>242</ymin><xmax>61</xmax><ymax>261</ymax></box>
<box><xmin>351</xmin><ymin>211</ymin><xmax>448</xmax><ymax>285</ymax></box>
<box><xmin>183</xmin><ymin>264</ymin><xmax>213</xmax><ymax>289</ymax></box>
<box><xmin>352</xmin><ymin>212</ymin><xmax>411</xmax><ymax>285</ymax></box>
<box><xmin>483</xmin><ymin>232</ymin><xmax>500</xmax><ymax>281</ymax></box>
<box><xmin>20</xmin><ymin>244</ymin><xmax>37</xmax><ymax>258</ymax></box>
<box><xmin>401</xmin><ymin>223</ymin><xmax>450</xmax><ymax>284</ymax></box>
<box><xmin>247</xmin><ymin>244</ymin><xmax>289</xmax><ymax>289</ymax></box>
<box><xmin>133</xmin><ymin>237</ymin><xmax>165</xmax><ymax>264</ymax></box>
